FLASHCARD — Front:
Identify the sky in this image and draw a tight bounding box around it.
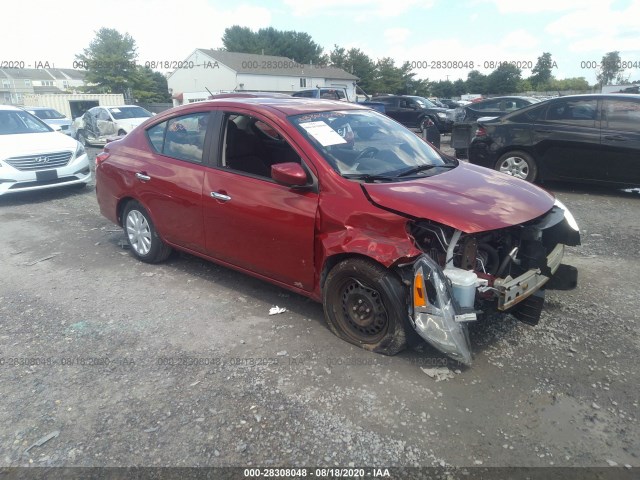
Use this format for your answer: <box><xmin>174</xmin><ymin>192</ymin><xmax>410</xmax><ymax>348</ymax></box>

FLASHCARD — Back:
<box><xmin>1</xmin><ymin>0</ymin><xmax>639</xmax><ymax>85</ymax></box>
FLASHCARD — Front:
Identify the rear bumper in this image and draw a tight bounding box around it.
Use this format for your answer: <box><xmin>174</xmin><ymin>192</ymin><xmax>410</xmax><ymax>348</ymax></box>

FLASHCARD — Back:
<box><xmin>467</xmin><ymin>140</ymin><xmax>496</xmax><ymax>168</ymax></box>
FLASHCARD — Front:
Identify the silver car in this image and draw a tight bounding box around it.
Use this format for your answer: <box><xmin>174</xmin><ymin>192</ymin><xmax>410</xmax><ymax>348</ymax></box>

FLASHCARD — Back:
<box><xmin>22</xmin><ymin>107</ymin><xmax>73</xmax><ymax>136</ymax></box>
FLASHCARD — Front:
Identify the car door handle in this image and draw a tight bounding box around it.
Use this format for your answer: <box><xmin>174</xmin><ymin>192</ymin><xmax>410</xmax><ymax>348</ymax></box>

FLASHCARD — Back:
<box><xmin>604</xmin><ymin>134</ymin><xmax>627</xmax><ymax>141</ymax></box>
<box><xmin>535</xmin><ymin>129</ymin><xmax>552</xmax><ymax>133</ymax></box>
<box><xmin>210</xmin><ymin>191</ymin><xmax>231</xmax><ymax>202</ymax></box>
<box><xmin>135</xmin><ymin>172</ymin><xmax>151</xmax><ymax>181</ymax></box>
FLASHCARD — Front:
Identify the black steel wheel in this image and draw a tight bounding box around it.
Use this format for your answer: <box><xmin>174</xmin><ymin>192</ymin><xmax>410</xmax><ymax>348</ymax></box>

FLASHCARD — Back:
<box><xmin>323</xmin><ymin>258</ymin><xmax>407</xmax><ymax>355</ymax></box>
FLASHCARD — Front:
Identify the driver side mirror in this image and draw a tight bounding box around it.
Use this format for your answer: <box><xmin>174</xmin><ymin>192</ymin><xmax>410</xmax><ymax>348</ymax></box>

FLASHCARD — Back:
<box><xmin>271</xmin><ymin>162</ymin><xmax>308</xmax><ymax>187</ymax></box>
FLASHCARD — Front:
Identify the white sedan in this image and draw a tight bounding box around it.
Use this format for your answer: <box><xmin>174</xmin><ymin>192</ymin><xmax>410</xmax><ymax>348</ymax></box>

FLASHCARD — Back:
<box><xmin>0</xmin><ymin>105</ymin><xmax>91</xmax><ymax>196</ymax></box>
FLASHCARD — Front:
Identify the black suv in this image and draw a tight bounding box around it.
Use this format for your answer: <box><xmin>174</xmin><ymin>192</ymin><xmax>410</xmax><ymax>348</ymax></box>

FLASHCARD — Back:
<box><xmin>372</xmin><ymin>95</ymin><xmax>453</xmax><ymax>133</ymax></box>
<box><xmin>468</xmin><ymin>94</ymin><xmax>640</xmax><ymax>186</ymax></box>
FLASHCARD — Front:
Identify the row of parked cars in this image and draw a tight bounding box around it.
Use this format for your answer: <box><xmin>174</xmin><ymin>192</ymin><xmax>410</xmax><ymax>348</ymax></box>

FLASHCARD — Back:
<box><xmin>458</xmin><ymin>94</ymin><xmax>640</xmax><ymax>187</ymax></box>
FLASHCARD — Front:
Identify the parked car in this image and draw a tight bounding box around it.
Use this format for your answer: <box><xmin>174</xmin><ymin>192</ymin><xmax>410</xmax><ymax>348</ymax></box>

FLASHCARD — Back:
<box><xmin>292</xmin><ymin>87</ymin><xmax>386</xmax><ymax>114</ymax></box>
<box><xmin>454</xmin><ymin>96</ymin><xmax>541</xmax><ymax>123</ymax></box>
<box><xmin>439</xmin><ymin>98</ymin><xmax>461</xmax><ymax>109</ymax></box>
<box><xmin>95</xmin><ymin>97</ymin><xmax>579</xmax><ymax>365</ymax></box>
<box><xmin>0</xmin><ymin>105</ymin><xmax>90</xmax><ymax>196</ymax></box>
<box><xmin>293</xmin><ymin>87</ymin><xmax>350</xmax><ymax>101</ymax></box>
<box><xmin>372</xmin><ymin>95</ymin><xmax>454</xmax><ymax>133</ymax></box>
<box><xmin>469</xmin><ymin>94</ymin><xmax>640</xmax><ymax>186</ymax></box>
<box><xmin>21</xmin><ymin>106</ymin><xmax>73</xmax><ymax>136</ymax></box>
<box><xmin>72</xmin><ymin>105</ymin><xmax>153</xmax><ymax>146</ymax></box>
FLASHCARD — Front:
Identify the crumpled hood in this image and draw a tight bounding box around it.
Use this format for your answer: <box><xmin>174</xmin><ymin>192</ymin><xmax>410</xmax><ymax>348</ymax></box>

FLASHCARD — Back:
<box><xmin>362</xmin><ymin>162</ymin><xmax>555</xmax><ymax>233</ymax></box>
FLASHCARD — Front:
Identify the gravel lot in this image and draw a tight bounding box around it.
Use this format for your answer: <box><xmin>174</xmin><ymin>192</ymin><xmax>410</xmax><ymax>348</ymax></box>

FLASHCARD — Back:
<box><xmin>1</xmin><ymin>139</ymin><xmax>638</xmax><ymax>477</ymax></box>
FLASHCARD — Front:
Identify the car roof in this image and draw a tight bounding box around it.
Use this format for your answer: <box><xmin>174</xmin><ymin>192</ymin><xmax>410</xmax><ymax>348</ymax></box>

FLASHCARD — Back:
<box><xmin>163</xmin><ymin>97</ymin><xmax>367</xmax><ymax>117</ymax></box>
<box><xmin>491</xmin><ymin>93</ymin><xmax>640</xmax><ymax>122</ymax></box>
<box><xmin>23</xmin><ymin>106</ymin><xmax>58</xmax><ymax>110</ymax></box>
<box><xmin>209</xmin><ymin>92</ymin><xmax>292</xmax><ymax>99</ymax></box>
<box><xmin>102</xmin><ymin>105</ymin><xmax>143</xmax><ymax>108</ymax></box>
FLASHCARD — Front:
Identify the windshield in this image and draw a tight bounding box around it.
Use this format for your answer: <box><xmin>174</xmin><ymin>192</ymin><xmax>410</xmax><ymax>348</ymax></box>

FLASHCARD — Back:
<box><xmin>32</xmin><ymin>109</ymin><xmax>66</xmax><ymax>120</ymax></box>
<box><xmin>108</xmin><ymin>106</ymin><xmax>153</xmax><ymax>120</ymax></box>
<box><xmin>289</xmin><ymin>109</ymin><xmax>455</xmax><ymax>181</ymax></box>
<box><xmin>410</xmin><ymin>96</ymin><xmax>437</xmax><ymax>108</ymax></box>
<box><xmin>0</xmin><ymin>110</ymin><xmax>52</xmax><ymax>135</ymax></box>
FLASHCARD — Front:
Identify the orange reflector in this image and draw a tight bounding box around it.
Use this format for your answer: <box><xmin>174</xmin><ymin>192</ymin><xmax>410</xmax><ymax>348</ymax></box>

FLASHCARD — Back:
<box><xmin>414</xmin><ymin>273</ymin><xmax>427</xmax><ymax>307</ymax></box>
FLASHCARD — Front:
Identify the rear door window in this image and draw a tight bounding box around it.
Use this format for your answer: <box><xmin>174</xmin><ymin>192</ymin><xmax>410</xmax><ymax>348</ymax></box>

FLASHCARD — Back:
<box><xmin>544</xmin><ymin>99</ymin><xmax>597</xmax><ymax>127</ymax></box>
<box><xmin>602</xmin><ymin>99</ymin><xmax>640</xmax><ymax>133</ymax></box>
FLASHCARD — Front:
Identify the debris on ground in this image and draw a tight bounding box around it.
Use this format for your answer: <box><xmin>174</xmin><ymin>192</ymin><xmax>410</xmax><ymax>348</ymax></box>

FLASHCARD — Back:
<box><xmin>421</xmin><ymin>367</ymin><xmax>455</xmax><ymax>382</ymax></box>
<box><xmin>25</xmin><ymin>253</ymin><xmax>61</xmax><ymax>266</ymax></box>
<box><xmin>24</xmin><ymin>430</ymin><xmax>60</xmax><ymax>454</ymax></box>
<box><xmin>269</xmin><ymin>306</ymin><xmax>287</xmax><ymax>315</ymax></box>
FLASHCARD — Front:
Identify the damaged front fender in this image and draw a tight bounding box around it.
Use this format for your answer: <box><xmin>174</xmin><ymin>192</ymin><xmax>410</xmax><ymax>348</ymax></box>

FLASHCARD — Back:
<box><xmin>410</xmin><ymin>255</ymin><xmax>474</xmax><ymax>365</ymax></box>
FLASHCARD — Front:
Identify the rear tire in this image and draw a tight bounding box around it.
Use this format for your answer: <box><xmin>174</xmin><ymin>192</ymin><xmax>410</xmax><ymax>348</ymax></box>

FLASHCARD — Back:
<box><xmin>123</xmin><ymin>201</ymin><xmax>172</xmax><ymax>263</ymax></box>
<box><xmin>323</xmin><ymin>258</ymin><xmax>407</xmax><ymax>355</ymax></box>
<box><xmin>495</xmin><ymin>150</ymin><xmax>538</xmax><ymax>182</ymax></box>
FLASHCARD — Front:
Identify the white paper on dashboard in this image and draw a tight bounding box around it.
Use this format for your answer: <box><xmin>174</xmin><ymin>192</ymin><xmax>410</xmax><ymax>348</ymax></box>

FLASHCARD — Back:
<box><xmin>299</xmin><ymin>121</ymin><xmax>347</xmax><ymax>146</ymax></box>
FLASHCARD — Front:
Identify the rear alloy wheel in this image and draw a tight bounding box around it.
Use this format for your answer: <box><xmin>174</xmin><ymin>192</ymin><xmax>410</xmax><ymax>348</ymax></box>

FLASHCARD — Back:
<box><xmin>495</xmin><ymin>150</ymin><xmax>538</xmax><ymax>182</ymax></box>
<box><xmin>123</xmin><ymin>201</ymin><xmax>172</xmax><ymax>263</ymax></box>
<box><xmin>323</xmin><ymin>258</ymin><xmax>407</xmax><ymax>355</ymax></box>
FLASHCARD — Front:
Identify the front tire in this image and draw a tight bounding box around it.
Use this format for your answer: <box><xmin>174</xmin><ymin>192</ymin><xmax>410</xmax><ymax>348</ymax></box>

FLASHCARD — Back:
<box><xmin>495</xmin><ymin>150</ymin><xmax>538</xmax><ymax>182</ymax></box>
<box><xmin>123</xmin><ymin>201</ymin><xmax>172</xmax><ymax>263</ymax></box>
<box><xmin>323</xmin><ymin>258</ymin><xmax>407</xmax><ymax>355</ymax></box>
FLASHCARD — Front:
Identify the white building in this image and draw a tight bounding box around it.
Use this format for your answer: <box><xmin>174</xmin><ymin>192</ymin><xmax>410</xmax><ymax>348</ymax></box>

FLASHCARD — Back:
<box><xmin>167</xmin><ymin>49</ymin><xmax>359</xmax><ymax>106</ymax></box>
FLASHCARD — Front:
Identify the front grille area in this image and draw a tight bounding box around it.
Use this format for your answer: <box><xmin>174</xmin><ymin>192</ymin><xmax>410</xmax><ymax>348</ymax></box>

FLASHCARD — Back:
<box><xmin>5</xmin><ymin>151</ymin><xmax>73</xmax><ymax>171</ymax></box>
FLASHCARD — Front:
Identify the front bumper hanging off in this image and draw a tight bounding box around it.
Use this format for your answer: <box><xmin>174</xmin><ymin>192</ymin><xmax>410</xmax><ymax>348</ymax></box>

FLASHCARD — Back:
<box><xmin>410</xmin><ymin>255</ymin><xmax>474</xmax><ymax>365</ymax></box>
<box><xmin>409</xmin><ymin>248</ymin><xmax>576</xmax><ymax>366</ymax></box>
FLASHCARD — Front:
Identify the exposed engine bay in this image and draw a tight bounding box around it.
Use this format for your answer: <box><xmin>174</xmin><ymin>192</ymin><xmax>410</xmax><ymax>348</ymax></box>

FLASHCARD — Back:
<box><xmin>409</xmin><ymin>203</ymin><xmax>580</xmax><ymax>311</ymax></box>
<box><xmin>402</xmin><ymin>202</ymin><xmax>580</xmax><ymax>364</ymax></box>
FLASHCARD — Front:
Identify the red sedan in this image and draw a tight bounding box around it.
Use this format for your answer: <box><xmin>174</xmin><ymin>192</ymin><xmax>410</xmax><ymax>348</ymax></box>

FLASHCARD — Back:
<box><xmin>95</xmin><ymin>98</ymin><xmax>580</xmax><ymax>365</ymax></box>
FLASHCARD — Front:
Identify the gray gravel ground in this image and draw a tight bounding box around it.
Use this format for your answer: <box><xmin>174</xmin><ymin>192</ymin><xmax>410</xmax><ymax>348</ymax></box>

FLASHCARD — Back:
<box><xmin>0</xmin><ymin>139</ymin><xmax>638</xmax><ymax>477</ymax></box>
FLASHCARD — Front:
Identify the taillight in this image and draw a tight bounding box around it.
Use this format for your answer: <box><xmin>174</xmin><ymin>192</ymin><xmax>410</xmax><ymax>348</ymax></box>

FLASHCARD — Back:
<box><xmin>95</xmin><ymin>152</ymin><xmax>110</xmax><ymax>167</ymax></box>
<box><xmin>475</xmin><ymin>126</ymin><xmax>487</xmax><ymax>137</ymax></box>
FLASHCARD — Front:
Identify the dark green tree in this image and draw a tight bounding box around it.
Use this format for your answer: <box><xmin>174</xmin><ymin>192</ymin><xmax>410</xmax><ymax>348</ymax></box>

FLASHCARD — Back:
<box><xmin>465</xmin><ymin>70</ymin><xmax>487</xmax><ymax>94</ymax></box>
<box><xmin>221</xmin><ymin>26</ymin><xmax>260</xmax><ymax>54</ymax></box>
<box><xmin>452</xmin><ymin>79</ymin><xmax>466</xmax><ymax>97</ymax></box>
<box><xmin>596</xmin><ymin>51</ymin><xmax>624</xmax><ymax>85</ymax></box>
<box><xmin>430</xmin><ymin>80</ymin><xmax>455</xmax><ymax>98</ymax></box>
<box><xmin>529</xmin><ymin>52</ymin><xmax>555</xmax><ymax>90</ymax></box>
<box><xmin>328</xmin><ymin>46</ymin><xmax>377</xmax><ymax>93</ymax></box>
<box><xmin>75</xmin><ymin>28</ymin><xmax>138</xmax><ymax>94</ymax></box>
<box><xmin>132</xmin><ymin>67</ymin><xmax>171</xmax><ymax>102</ymax></box>
<box><xmin>371</xmin><ymin>57</ymin><xmax>405</xmax><ymax>94</ymax></box>
<box><xmin>485</xmin><ymin>63</ymin><xmax>522</xmax><ymax>94</ymax></box>
<box><xmin>221</xmin><ymin>26</ymin><xmax>324</xmax><ymax>64</ymax></box>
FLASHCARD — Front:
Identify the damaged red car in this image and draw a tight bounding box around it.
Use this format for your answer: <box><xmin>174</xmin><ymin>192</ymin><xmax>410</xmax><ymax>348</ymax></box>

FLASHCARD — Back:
<box><xmin>95</xmin><ymin>98</ymin><xmax>580</xmax><ymax>365</ymax></box>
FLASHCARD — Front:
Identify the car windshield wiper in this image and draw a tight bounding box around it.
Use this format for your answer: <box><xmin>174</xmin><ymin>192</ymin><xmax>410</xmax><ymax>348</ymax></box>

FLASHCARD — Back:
<box><xmin>396</xmin><ymin>164</ymin><xmax>456</xmax><ymax>177</ymax></box>
<box><xmin>341</xmin><ymin>173</ymin><xmax>398</xmax><ymax>182</ymax></box>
